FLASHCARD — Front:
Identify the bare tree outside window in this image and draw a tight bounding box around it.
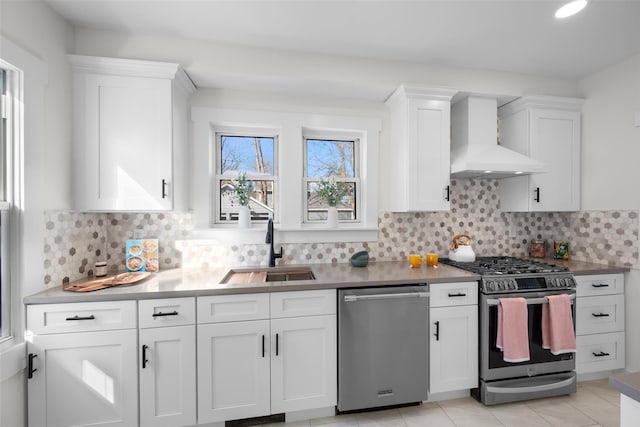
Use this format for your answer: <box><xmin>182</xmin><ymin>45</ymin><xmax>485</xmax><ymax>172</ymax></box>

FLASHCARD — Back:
<box><xmin>216</xmin><ymin>135</ymin><xmax>277</xmax><ymax>223</ymax></box>
<box><xmin>305</xmin><ymin>138</ymin><xmax>359</xmax><ymax>222</ymax></box>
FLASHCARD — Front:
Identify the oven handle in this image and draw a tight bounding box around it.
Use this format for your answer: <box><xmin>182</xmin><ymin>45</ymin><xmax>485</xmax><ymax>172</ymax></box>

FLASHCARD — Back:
<box><xmin>486</xmin><ymin>294</ymin><xmax>575</xmax><ymax>306</ymax></box>
<box><xmin>486</xmin><ymin>376</ymin><xmax>575</xmax><ymax>394</ymax></box>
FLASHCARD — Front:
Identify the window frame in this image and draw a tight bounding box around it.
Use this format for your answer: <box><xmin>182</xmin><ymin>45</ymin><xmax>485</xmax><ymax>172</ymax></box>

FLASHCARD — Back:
<box><xmin>0</xmin><ymin>66</ymin><xmax>14</xmax><ymax>344</ymax></box>
<box><xmin>302</xmin><ymin>131</ymin><xmax>361</xmax><ymax>224</ymax></box>
<box><xmin>212</xmin><ymin>127</ymin><xmax>279</xmax><ymax>226</ymax></box>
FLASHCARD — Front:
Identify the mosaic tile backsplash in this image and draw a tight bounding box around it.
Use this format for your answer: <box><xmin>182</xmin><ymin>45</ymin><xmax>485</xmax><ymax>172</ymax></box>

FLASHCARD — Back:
<box><xmin>44</xmin><ymin>179</ymin><xmax>639</xmax><ymax>286</ymax></box>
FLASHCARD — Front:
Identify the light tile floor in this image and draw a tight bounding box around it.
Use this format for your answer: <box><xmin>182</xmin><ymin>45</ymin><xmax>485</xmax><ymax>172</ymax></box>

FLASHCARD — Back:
<box><xmin>264</xmin><ymin>380</ymin><xmax>621</xmax><ymax>427</ymax></box>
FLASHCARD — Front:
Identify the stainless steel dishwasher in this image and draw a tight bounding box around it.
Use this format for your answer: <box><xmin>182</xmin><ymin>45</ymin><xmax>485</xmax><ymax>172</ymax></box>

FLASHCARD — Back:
<box><xmin>338</xmin><ymin>285</ymin><xmax>429</xmax><ymax>412</ymax></box>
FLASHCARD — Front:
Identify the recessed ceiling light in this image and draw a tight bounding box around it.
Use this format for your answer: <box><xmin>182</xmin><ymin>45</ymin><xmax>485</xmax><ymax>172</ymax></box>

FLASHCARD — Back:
<box><xmin>514</xmin><ymin>171</ymin><xmax>524</xmax><ymax>175</ymax></box>
<box><xmin>555</xmin><ymin>0</ymin><xmax>589</xmax><ymax>19</ymax></box>
<box><xmin>484</xmin><ymin>170</ymin><xmax>493</xmax><ymax>174</ymax></box>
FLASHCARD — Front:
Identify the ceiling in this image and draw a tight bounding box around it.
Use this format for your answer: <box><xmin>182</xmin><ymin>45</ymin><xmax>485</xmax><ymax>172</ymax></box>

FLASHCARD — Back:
<box><xmin>45</xmin><ymin>0</ymin><xmax>640</xmax><ymax>82</ymax></box>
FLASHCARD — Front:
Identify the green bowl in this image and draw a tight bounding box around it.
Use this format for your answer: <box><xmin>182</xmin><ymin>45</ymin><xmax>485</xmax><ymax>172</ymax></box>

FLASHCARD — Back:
<box><xmin>350</xmin><ymin>251</ymin><xmax>369</xmax><ymax>267</ymax></box>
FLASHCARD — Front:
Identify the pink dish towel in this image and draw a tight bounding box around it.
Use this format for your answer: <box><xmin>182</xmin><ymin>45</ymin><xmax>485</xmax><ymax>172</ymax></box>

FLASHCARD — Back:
<box><xmin>542</xmin><ymin>294</ymin><xmax>576</xmax><ymax>355</ymax></box>
<box><xmin>496</xmin><ymin>297</ymin><xmax>530</xmax><ymax>363</ymax></box>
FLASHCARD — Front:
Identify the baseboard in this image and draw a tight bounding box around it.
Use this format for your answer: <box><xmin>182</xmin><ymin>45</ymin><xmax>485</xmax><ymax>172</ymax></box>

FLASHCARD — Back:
<box><xmin>285</xmin><ymin>406</ymin><xmax>335</xmax><ymax>422</ymax></box>
<box><xmin>578</xmin><ymin>369</ymin><xmax>627</xmax><ymax>382</ymax></box>
<box><xmin>426</xmin><ymin>389</ymin><xmax>470</xmax><ymax>402</ymax></box>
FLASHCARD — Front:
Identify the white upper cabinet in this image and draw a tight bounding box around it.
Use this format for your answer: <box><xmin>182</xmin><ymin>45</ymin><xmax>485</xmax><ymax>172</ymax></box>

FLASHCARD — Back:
<box><xmin>70</xmin><ymin>55</ymin><xmax>195</xmax><ymax>212</ymax></box>
<box><xmin>385</xmin><ymin>85</ymin><xmax>457</xmax><ymax>212</ymax></box>
<box><xmin>498</xmin><ymin>96</ymin><xmax>583</xmax><ymax>212</ymax></box>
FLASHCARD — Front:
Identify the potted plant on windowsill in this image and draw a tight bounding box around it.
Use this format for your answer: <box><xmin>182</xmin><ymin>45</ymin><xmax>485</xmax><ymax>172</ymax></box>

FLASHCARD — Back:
<box><xmin>233</xmin><ymin>171</ymin><xmax>254</xmax><ymax>228</ymax></box>
<box><xmin>317</xmin><ymin>176</ymin><xmax>346</xmax><ymax>227</ymax></box>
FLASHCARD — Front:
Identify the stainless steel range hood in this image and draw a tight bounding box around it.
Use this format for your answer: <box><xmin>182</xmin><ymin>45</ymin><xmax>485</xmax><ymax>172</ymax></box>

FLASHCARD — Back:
<box><xmin>450</xmin><ymin>96</ymin><xmax>547</xmax><ymax>179</ymax></box>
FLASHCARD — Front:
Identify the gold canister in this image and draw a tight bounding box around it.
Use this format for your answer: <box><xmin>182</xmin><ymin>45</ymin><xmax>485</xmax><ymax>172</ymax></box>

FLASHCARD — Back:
<box><xmin>530</xmin><ymin>239</ymin><xmax>546</xmax><ymax>258</ymax></box>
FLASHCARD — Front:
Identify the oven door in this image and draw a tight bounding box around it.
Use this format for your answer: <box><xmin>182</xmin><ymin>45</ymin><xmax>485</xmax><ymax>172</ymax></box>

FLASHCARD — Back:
<box><xmin>480</xmin><ymin>290</ymin><xmax>576</xmax><ymax>382</ymax></box>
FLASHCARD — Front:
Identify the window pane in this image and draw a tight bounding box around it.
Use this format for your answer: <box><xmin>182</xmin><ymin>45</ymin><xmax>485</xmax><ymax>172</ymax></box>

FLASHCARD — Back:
<box><xmin>219</xmin><ymin>179</ymin><xmax>274</xmax><ymax>221</ymax></box>
<box><xmin>0</xmin><ymin>69</ymin><xmax>5</xmax><ymax>201</ymax></box>
<box><xmin>307</xmin><ymin>181</ymin><xmax>356</xmax><ymax>221</ymax></box>
<box><xmin>220</xmin><ymin>135</ymin><xmax>274</xmax><ymax>175</ymax></box>
<box><xmin>306</xmin><ymin>139</ymin><xmax>355</xmax><ymax>178</ymax></box>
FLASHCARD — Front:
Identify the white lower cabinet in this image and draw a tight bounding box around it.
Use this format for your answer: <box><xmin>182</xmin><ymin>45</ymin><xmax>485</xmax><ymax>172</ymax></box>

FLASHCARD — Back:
<box><xmin>138</xmin><ymin>298</ymin><xmax>196</xmax><ymax>427</ymax></box>
<box><xmin>575</xmin><ymin>273</ymin><xmax>626</xmax><ymax>375</ymax></box>
<box><xmin>197</xmin><ymin>290</ymin><xmax>337</xmax><ymax>424</ymax></box>
<box><xmin>270</xmin><ymin>315</ymin><xmax>337</xmax><ymax>413</ymax></box>
<box><xmin>429</xmin><ymin>282</ymin><xmax>478</xmax><ymax>394</ymax></box>
<box><xmin>27</xmin><ymin>302</ymin><xmax>138</xmax><ymax>427</ymax></box>
<box><xmin>197</xmin><ymin>320</ymin><xmax>271</xmax><ymax>423</ymax></box>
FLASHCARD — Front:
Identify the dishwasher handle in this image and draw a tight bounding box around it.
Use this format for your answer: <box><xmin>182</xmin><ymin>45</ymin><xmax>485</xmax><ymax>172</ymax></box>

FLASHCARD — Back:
<box><xmin>343</xmin><ymin>291</ymin><xmax>429</xmax><ymax>302</ymax></box>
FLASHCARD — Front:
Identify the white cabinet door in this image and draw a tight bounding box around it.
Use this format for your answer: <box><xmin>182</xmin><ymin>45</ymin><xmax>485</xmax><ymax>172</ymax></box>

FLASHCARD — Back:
<box><xmin>429</xmin><ymin>305</ymin><xmax>478</xmax><ymax>394</ymax></box>
<box><xmin>27</xmin><ymin>330</ymin><xmax>138</xmax><ymax>427</ymax></box>
<box><xmin>386</xmin><ymin>85</ymin><xmax>456</xmax><ymax>212</ymax></box>
<box><xmin>528</xmin><ymin>108</ymin><xmax>581</xmax><ymax>212</ymax></box>
<box><xmin>197</xmin><ymin>320</ymin><xmax>270</xmax><ymax>423</ymax></box>
<box><xmin>139</xmin><ymin>325</ymin><xmax>196</xmax><ymax>427</ymax></box>
<box><xmin>80</xmin><ymin>73</ymin><xmax>172</xmax><ymax>211</ymax></box>
<box><xmin>498</xmin><ymin>96</ymin><xmax>582</xmax><ymax>212</ymax></box>
<box><xmin>270</xmin><ymin>315</ymin><xmax>337</xmax><ymax>413</ymax></box>
<box><xmin>407</xmin><ymin>98</ymin><xmax>452</xmax><ymax>211</ymax></box>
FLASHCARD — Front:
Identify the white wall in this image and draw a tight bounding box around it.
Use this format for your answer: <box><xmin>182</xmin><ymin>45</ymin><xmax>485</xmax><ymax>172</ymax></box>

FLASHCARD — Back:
<box><xmin>0</xmin><ymin>0</ymin><xmax>74</xmax><ymax>210</ymax></box>
<box><xmin>579</xmin><ymin>54</ymin><xmax>640</xmax><ymax>371</ymax></box>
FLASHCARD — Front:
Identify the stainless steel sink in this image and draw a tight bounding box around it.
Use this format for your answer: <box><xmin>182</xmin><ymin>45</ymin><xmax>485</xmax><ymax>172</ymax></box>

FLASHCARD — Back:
<box><xmin>264</xmin><ymin>270</ymin><xmax>315</xmax><ymax>282</ymax></box>
<box><xmin>221</xmin><ymin>266</ymin><xmax>316</xmax><ymax>284</ymax></box>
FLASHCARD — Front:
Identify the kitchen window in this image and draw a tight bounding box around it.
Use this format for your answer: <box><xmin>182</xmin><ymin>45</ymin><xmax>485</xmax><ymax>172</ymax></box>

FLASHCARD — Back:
<box><xmin>191</xmin><ymin>107</ymin><xmax>380</xmax><ymax>243</ymax></box>
<box><xmin>304</xmin><ymin>136</ymin><xmax>359</xmax><ymax>223</ymax></box>
<box><xmin>214</xmin><ymin>132</ymin><xmax>278</xmax><ymax>224</ymax></box>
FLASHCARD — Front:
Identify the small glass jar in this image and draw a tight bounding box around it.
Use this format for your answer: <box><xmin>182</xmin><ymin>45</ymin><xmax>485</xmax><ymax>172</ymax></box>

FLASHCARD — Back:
<box><xmin>95</xmin><ymin>261</ymin><xmax>108</xmax><ymax>277</ymax></box>
<box><xmin>530</xmin><ymin>239</ymin><xmax>546</xmax><ymax>258</ymax></box>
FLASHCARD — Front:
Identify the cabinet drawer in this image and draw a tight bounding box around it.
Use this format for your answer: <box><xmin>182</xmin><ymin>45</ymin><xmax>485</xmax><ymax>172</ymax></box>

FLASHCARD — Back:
<box><xmin>139</xmin><ymin>297</ymin><xmax>196</xmax><ymax>328</ymax></box>
<box><xmin>576</xmin><ymin>294</ymin><xmax>624</xmax><ymax>336</ymax></box>
<box><xmin>270</xmin><ymin>289</ymin><xmax>336</xmax><ymax>319</ymax></box>
<box><xmin>27</xmin><ymin>300</ymin><xmax>137</xmax><ymax>334</ymax></box>
<box><xmin>197</xmin><ymin>293</ymin><xmax>270</xmax><ymax>323</ymax></box>
<box><xmin>429</xmin><ymin>282</ymin><xmax>478</xmax><ymax>308</ymax></box>
<box><xmin>575</xmin><ymin>274</ymin><xmax>624</xmax><ymax>297</ymax></box>
<box><xmin>576</xmin><ymin>332</ymin><xmax>625</xmax><ymax>374</ymax></box>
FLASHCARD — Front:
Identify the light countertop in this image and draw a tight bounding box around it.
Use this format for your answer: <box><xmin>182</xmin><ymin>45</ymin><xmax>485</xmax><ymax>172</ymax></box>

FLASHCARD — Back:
<box><xmin>24</xmin><ymin>261</ymin><xmax>480</xmax><ymax>304</ymax></box>
<box><xmin>24</xmin><ymin>258</ymin><xmax>630</xmax><ymax>305</ymax></box>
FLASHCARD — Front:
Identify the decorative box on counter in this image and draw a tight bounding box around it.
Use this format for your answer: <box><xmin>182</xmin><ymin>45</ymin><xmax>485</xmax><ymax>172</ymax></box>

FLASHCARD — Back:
<box><xmin>126</xmin><ymin>239</ymin><xmax>159</xmax><ymax>272</ymax></box>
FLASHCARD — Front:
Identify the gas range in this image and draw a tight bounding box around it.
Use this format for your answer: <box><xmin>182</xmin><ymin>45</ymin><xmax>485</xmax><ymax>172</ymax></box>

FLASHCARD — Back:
<box><xmin>441</xmin><ymin>256</ymin><xmax>576</xmax><ymax>294</ymax></box>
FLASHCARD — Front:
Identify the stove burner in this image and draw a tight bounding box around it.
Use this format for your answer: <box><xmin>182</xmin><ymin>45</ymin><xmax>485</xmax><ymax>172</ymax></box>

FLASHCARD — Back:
<box><xmin>442</xmin><ymin>256</ymin><xmax>568</xmax><ymax>276</ymax></box>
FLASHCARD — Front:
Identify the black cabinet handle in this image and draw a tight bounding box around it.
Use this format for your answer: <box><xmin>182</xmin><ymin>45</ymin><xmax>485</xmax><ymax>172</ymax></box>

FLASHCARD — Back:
<box><xmin>262</xmin><ymin>335</ymin><xmax>265</xmax><ymax>358</ymax></box>
<box><xmin>592</xmin><ymin>312</ymin><xmax>610</xmax><ymax>317</ymax></box>
<box><xmin>434</xmin><ymin>321</ymin><xmax>440</xmax><ymax>341</ymax></box>
<box><xmin>591</xmin><ymin>283</ymin><xmax>610</xmax><ymax>288</ymax></box>
<box><xmin>65</xmin><ymin>315</ymin><xmax>95</xmax><ymax>321</ymax></box>
<box><xmin>152</xmin><ymin>311</ymin><xmax>178</xmax><ymax>318</ymax></box>
<box><xmin>592</xmin><ymin>351</ymin><xmax>610</xmax><ymax>357</ymax></box>
<box><xmin>275</xmin><ymin>333</ymin><xmax>279</xmax><ymax>356</ymax></box>
<box><xmin>534</xmin><ymin>187</ymin><xmax>540</xmax><ymax>203</ymax></box>
<box><xmin>28</xmin><ymin>353</ymin><xmax>37</xmax><ymax>379</ymax></box>
<box><xmin>161</xmin><ymin>179</ymin><xmax>168</xmax><ymax>199</ymax></box>
<box><xmin>142</xmin><ymin>345</ymin><xmax>149</xmax><ymax>369</ymax></box>
<box><xmin>448</xmin><ymin>293</ymin><xmax>467</xmax><ymax>298</ymax></box>
<box><xmin>445</xmin><ymin>185</ymin><xmax>450</xmax><ymax>202</ymax></box>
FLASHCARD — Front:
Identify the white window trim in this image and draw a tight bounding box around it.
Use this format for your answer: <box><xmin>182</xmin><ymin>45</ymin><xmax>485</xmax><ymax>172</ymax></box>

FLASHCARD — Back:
<box><xmin>191</xmin><ymin>107</ymin><xmax>381</xmax><ymax>244</ymax></box>
<box><xmin>0</xmin><ymin>36</ymin><xmax>47</xmax><ymax>379</ymax></box>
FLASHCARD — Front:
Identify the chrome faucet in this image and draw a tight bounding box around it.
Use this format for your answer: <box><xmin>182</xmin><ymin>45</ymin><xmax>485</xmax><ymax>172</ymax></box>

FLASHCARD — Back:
<box><xmin>265</xmin><ymin>218</ymin><xmax>283</xmax><ymax>267</ymax></box>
